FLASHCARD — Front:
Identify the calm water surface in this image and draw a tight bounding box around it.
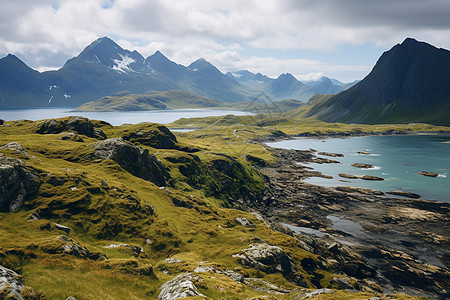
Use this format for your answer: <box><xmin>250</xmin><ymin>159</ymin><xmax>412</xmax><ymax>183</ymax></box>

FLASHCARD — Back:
<box><xmin>267</xmin><ymin>135</ymin><xmax>450</xmax><ymax>203</ymax></box>
<box><xmin>0</xmin><ymin>108</ymin><xmax>251</xmax><ymax>126</ymax></box>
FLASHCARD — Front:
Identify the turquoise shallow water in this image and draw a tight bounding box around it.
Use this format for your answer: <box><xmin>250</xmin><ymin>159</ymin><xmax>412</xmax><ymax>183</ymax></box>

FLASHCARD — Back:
<box><xmin>267</xmin><ymin>134</ymin><xmax>450</xmax><ymax>203</ymax></box>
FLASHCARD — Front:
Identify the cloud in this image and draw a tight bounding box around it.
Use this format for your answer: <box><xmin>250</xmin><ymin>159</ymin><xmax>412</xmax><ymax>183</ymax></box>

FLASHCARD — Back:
<box><xmin>0</xmin><ymin>0</ymin><xmax>448</xmax><ymax>81</ymax></box>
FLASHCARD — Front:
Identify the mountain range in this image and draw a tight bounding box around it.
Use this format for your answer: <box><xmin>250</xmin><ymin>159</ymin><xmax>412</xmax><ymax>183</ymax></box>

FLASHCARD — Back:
<box><xmin>226</xmin><ymin>70</ymin><xmax>357</xmax><ymax>102</ymax></box>
<box><xmin>305</xmin><ymin>38</ymin><xmax>450</xmax><ymax>126</ymax></box>
<box><xmin>0</xmin><ymin>37</ymin><xmax>353</xmax><ymax>108</ymax></box>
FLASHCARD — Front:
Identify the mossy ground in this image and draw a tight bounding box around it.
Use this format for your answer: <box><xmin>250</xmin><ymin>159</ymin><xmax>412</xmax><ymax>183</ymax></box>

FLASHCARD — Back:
<box><xmin>0</xmin><ymin>117</ymin><xmax>430</xmax><ymax>299</ymax></box>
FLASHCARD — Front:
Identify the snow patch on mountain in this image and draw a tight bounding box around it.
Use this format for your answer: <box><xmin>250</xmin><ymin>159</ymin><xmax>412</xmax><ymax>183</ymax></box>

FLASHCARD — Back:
<box><xmin>112</xmin><ymin>54</ymin><xmax>136</xmax><ymax>73</ymax></box>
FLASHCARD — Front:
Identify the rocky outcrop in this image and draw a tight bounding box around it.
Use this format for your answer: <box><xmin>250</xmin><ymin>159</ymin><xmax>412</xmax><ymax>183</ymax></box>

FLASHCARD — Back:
<box><xmin>234</xmin><ymin>243</ymin><xmax>301</xmax><ymax>284</ymax></box>
<box><xmin>158</xmin><ymin>273</ymin><xmax>204</xmax><ymax>300</ymax></box>
<box><xmin>387</xmin><ymin>191</ymin><xmax>421</xmax><ymax>199</ymax></box>
<box><xmin>122</xmin><ymin>125</ymin><xmax>177</xmax><ymax>149</ymax></box>
<box><xmin>0</xmin><ymin>265</ymin><xmax>24</xmax><ymax>299</ymax></box>
<box><xmin>93</xmin><ymin>138</ymin><xmax>171</xmax><ymax>187</ymax></box>
<box><xmin>338</xmin><ymin>173</ymin><xmax>384</xmax><ymax>181</ymax></box>
<box><xmin>40</xmin><ymin>236</ymin><xmax>105</xmax><ymax>260</ymax></box>
<box><xmin>36</xmin><ymin>116</ymin><xmax>107</xmax><ymax>139</ymax></box>
<box><xmin>235</xmin><ymin>217</ymin><xmax>256</xmax><ymax>228</ymax></box>
<box><xmin>417</xmin><ymin>171</ymin><xmax>439</xmax><ymax>177</ymax></box>
<box><xmin>351</xmin><ymin>163</ymin><xmax>374</xmax><ymax>169</ymax></box>
<box><xmin>54</xmin><ymin>223</ymin><xmax>71</xmax><ymax>234</ymax></box>
<box><xmin>338</xmin><ymin>173</ymin><xmax>359</xmax><ymax>179</ymax></box>
<box><xmin>0</xmin><ymin>142</ymin><xmax>30</xmax><ymax>157</ymax></box>
<box><xmin>318</xmin><ymin>152</ymin><xmax>344</xmax><ymax>157</ymax></box>
<box><xmin>0</xmin><ymin>155</ymin><xmax>40</xmax><ymax>212</ymax></box>
<box><xmin>360</xmin><ymin>175</ymin><xmax>384</xmax><ymax>181</ymax></box>
<box><xmin>336</xmin><ymin>186</ymin><xmax>384</xmax><ymax>196</ymax></box>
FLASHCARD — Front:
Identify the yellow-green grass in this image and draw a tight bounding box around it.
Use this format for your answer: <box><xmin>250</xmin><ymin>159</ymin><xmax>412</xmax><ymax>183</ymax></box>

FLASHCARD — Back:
<box><xmin>0</xmin><ymin>118</ymin><xmax>423</xmax><ymax>299</ymax></box>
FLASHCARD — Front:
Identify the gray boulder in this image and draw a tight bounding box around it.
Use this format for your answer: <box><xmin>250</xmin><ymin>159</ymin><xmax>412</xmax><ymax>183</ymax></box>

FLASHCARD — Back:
<box><xmin>54</xmin><ymin>223</ymin><xmax>71</xmax><ymax>234</ymax></box>
<box><xmin>235</xmin><ymin>243</ymin><xmax>299</xmax><ymax>279</ymax></box>
<box><xmin>0</xmin><ymin>155</ymin><xmax>40</xmax><ymax>212</ymax></box>
<box><xmin>93</xmin><ymin>138</ymin><xmax>171</xmax><ymax>187</ymax></box>
<box><xmin>158</xmin><ymin>273</ymin><xmax>204</xmax><ymax>300</ymax></box>
<box><xmin>36</xmin><ymin>116</ymin><xmax>107</xmax><ymax>140</ymax></box>
<box><xmin>235</xmin><ymin>217</ymin><xmax>256</xmax><ymax>228</ymax></box>
<box><xmin>0</xmin><ymin>142</ymin><xmax>29</xmax><ymax>156</ymax></box>
<box><xmin>0</xmin><ymin>264</ymin><xmax>24</xmax><ymax>299</ymax></box>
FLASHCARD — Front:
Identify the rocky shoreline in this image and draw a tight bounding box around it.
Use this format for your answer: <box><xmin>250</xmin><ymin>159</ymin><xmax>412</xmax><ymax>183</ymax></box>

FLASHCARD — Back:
<box><xmin>252</xmin><ymin>146</ymin><xmax>449</xmax><ymax>299</ymax></box>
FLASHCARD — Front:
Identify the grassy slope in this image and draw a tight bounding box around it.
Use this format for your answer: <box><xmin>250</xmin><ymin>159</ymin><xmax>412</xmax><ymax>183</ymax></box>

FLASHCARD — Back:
<box><xmin>0</xmin><ymin>118</ymin><xmax>427</xmax><ymax>299</ymax></box>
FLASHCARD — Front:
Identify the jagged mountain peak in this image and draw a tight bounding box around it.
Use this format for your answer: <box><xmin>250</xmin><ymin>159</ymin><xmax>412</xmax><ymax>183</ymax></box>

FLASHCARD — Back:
<box><xmin>1</xmin><ymin>53</ymin><xmax>36</xmax><ymax>72</ymax></box>
<box><xmin>276</xmin><ymin>73</ymin><xmax>297</xmax><ymax>81</ymax></box>
<box><xmin>63</xmin><ymin>36</ymin><xmax>148</xmax><ymax>74</ymax></box>
<box><xmin>189</xmin><ymin>57</ymin><xmax>216</xmax><ymax>70</ymax></box>
<box><xmin>146</xmin><ymin>50</ymin><xmax>171</xmax><ymax>64</ymax></box>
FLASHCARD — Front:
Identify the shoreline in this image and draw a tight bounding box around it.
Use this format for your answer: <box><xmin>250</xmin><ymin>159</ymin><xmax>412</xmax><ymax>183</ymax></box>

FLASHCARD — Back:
<box><xmin>252</xmin><ymin>146</ymin><xmax>450</xmax><ymax>299</ymax></box>
<box><xmin>261</xmin><ymin>129</ymin><xmax>450</xmax><ymax>143</ymax></box>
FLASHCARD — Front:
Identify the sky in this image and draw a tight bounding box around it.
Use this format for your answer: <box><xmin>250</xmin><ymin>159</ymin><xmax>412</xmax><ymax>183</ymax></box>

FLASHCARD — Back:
<box><xmin>1</xmin><ymin>0</ymin><xmax>449</xmax><ymax>83</ymax></box>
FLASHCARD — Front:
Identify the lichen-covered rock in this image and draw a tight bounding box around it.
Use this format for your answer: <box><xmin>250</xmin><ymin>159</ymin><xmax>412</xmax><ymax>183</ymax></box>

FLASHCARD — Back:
<box><xmin>0</xmin><ymin>155</ymin><xmax>40</xmax><ymax>212</ymax></box>
<box><xmin>93</xmin><ymin>138</ymin><xmax>171</xmax><ymax>187</ymax></box>
<box><xmin>158</xmin><ymin>273</ymin><xmax>204</xmax><ymax>300</ymax></box>
<box><xmin>235</xmin><ymin>243</ymin><xmax>300</xmax><ymax>282</ymax></box>
<box><xmin>0</xmin><ymin>264</ymin><xmax>24</xmax><ymax>299</ymax></box>
<box><xmin>298</xmin><ymin>288</ymin><xmax>335</xmax><ymax>299</ymax></box>
<box><xmin>235</xmin><ymin>217</ymin><xmax>256</xmax><ymax>228</ymax></box>
<box><xmin>40</xmin><ymin>236</ymin><xmax>105</xmax><ymax>260</ymax></box>
<box><xmin>0</xmin><ymin>142</ymin><xmax>30</xmax><ymax>156</ymax></box>
<box><xmin>36</xmin><ymin>116</ymin><xmax>107</xmax><ymax>139</ymax></box>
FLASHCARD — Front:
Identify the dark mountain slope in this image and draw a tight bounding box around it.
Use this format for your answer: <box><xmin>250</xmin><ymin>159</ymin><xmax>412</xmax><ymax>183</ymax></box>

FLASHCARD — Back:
<box><xmin>306</xmin><ymin>38</ymin><xmax>450</xmax><ymax>126</ymax></box>
<box><xmin>0</xmin><ymin>54</ymin><xmax>50</xmax><ymax>106</ymax></box>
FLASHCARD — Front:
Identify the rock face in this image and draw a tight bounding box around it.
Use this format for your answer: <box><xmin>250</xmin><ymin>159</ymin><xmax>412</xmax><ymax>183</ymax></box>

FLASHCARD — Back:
<box><xmin>158</xmin><ymin>273</ymin><xmax>203</xmax><ymax>300</ymax></box>
<box><xmin>36</xmin><ymin>116</ymin><xmax>107</xmax><ymax>139</ymax></box>
<box><xmin>0</xmin><ymin>264</ymin><xmax>24</xmax><ymax>299</ymax></box>
<box><xmin>0</xmin><ymin>155</ymin><xmax>40</xmax><ymax>212</ymax></box>
<box><xmin>93</xmin><ymin>138</ymin><xmax>171</xmax><ymax>186</ymax></box>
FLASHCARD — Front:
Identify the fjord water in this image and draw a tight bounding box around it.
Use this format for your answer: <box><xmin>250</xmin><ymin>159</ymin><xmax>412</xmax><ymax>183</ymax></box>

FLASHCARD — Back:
<box><xmin>267</xmin><ymin>135</ymin><xmax>450</xmax><ymax>203</ymax></box>
<box><xmin>0</xmin><ymin>108</ymin><xmax>250</xmax><ymax>125</ymax></box>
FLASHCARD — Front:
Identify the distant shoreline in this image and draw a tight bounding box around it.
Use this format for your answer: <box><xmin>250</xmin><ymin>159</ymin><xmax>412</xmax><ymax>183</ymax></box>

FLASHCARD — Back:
<box><xmin>261</xmin><ymin>129</ymin><xmax>450</xmax><ymax>143</ymax></box>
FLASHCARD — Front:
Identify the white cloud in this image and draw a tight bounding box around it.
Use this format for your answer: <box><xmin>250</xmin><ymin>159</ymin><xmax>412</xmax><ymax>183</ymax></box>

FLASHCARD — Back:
<box><xmin>0</xmin><ymin>0</ymin><xmax>449</xmax><ymax>81</ymax></box>
<box><xmin>296</xmin><ymin>73</ymin><xmax>324</xmax><ymax>82</ymax></box>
